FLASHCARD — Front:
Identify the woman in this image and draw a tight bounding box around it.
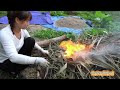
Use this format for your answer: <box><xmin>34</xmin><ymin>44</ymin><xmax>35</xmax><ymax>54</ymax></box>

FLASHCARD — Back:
<box><xmin>0</xmin><ymin>11</ymin><xmax>50</xmax><ymax>77</ymax></box>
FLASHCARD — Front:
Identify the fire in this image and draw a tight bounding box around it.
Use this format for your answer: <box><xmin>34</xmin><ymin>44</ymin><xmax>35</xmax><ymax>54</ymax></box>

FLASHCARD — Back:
<box><xmin>59</xmin><ymin>40</ymin><xmax>93</xmax><ymax>61</ymax></box>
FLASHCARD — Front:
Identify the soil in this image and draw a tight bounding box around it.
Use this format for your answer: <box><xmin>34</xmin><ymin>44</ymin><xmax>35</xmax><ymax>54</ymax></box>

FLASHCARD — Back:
<box><xmin>55</xmin><ymin>17</ymin><xmax>87</xmax><ymax>29</ymax></box>
<box><xmin>0</xmin><ymin>24</ymin><xmax>44</xmax><ymax>32</ymax></box>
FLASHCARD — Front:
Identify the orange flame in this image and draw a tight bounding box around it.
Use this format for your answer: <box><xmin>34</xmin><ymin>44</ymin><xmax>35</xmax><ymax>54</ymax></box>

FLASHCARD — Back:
<box><xmin>59</xmin><ymin>40</ymin><xmax>93</xmax><ymax>61</ymax></box>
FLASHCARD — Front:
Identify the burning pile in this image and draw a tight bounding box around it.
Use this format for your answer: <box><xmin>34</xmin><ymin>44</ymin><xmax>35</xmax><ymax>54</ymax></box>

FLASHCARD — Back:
<box><xmin>20</xmin><ymin>32</ymin><xmax>120</xmax><ymax>79</ymax></box>
<box><xmin>59</xmin><ymin>40</ymin><xmax>93</xmax><ymax>63</ymax></box>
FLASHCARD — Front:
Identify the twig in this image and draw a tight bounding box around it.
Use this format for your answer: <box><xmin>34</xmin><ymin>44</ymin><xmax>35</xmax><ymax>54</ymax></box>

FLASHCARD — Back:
<box><xmin>44</xmin><ymin>67</ymin><xmax>49</xmax><ymax>79</ymax></box>
<box><xmin>95</xmin><ymin>37</ymin><xmax>104</xmax><ymax>48</ymax></box>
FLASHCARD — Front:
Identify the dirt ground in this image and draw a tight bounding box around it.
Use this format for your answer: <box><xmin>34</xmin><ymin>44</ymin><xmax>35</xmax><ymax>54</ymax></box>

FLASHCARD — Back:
<box><xmin>0</xmin><ymin>24</ymin><xmax>44</xmax><ymax>32</ymax></box>
<box><xmin>55</xmin><ymin>17</ymin><xmax>87</xmax><ymax>29</ymax></box>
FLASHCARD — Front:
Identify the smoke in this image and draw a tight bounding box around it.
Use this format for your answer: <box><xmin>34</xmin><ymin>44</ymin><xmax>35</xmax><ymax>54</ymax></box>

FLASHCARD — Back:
<box><xmin>87</xmin><ymin>32</ymin><xmax>120</xmax><ymax>77</ymax></box>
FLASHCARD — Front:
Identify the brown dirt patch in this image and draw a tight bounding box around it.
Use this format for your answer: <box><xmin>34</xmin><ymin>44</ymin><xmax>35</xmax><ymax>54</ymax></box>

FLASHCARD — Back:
<box><xmin>0</xmin><ymin>24</ymin><xmax>44</xmax><ymax>32</ymax></box>
<box><xmin>27</xmin><ymin>25</ymin><xmax>45</xmax><ymax>33</ymax></box>
<box><xmin>55</xmin><ymin>17</ymin><xmax>88</xmax><ymax>30</ymax></box>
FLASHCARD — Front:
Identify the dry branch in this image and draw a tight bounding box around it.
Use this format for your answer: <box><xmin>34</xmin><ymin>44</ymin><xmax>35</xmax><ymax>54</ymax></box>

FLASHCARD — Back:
<box><xmin>36</xmin><ymin>35</ymin><xmax>67</xmax><ymax>47</ymax></box>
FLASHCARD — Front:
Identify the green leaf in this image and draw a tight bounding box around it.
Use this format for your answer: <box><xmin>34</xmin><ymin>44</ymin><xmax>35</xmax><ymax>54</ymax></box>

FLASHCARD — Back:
<box><xmin>95</xmin><ymin>11</ymin><xmax>108</xmax><ymax>19</ymax></box>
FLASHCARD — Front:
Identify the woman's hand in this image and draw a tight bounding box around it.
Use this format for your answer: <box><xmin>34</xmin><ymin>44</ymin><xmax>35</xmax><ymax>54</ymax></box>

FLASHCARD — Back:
<box><xmin>35</xmin><ymin>57</ymin><xmax>50</xmax><ymax>67</ymax></box>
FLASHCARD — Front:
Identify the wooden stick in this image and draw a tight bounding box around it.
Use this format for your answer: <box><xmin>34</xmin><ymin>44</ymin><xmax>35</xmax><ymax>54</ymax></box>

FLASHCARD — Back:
<box><xmin>36</xmin><ymin>35</ymin><xmax>67</xmax><ymax>47</ymax></box>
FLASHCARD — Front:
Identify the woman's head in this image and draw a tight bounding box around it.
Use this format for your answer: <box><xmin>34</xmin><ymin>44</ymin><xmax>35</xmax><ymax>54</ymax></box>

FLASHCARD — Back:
<box><xmin>7</xmin><ymin>11</ymin><xmax>32</xmax><ymax>29</ymax></box>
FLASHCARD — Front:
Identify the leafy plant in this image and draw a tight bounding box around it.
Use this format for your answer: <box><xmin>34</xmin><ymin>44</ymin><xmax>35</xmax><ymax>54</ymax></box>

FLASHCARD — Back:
<box><xmin>75</xmin><ymin>11</ymin><xmax>112</xmax><ymax>28</ymax></box>
<box><xmin>50</xmin><ymin>11</ymin><xmax>67</xmax><ymax>16</ymax></box>
<box><xmin>33</xmin><ymin>29</ymin><xmax>75</xmax><ymax>40</ymax></box>
<box><xmin>80</xmin><ymin>28</ymin><xmax>108</xmax><ymax>40</ymax></box>
<box><xmin>93</xmin><ymin>11</ymin><xmax>112</xmax><ymax>28</ymax></box>
<box><xmin>76</xmin><ymin>11</ymin><xmax>95</xmax><ymax>20</ymax></box>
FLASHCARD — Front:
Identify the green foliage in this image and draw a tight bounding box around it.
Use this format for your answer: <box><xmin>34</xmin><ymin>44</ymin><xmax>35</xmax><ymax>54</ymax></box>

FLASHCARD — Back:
<box><xmin>95</xmin><ymin>11</ymin><xmax>108</xmax><ymax>18</ymax></box>
<box><xmin>93</xmin><ymin>11</ymin><xmax>112</xmax><ymax>28</ymax></box>
<box><xmin>82</xmin><ymin>28</ymin><xmax>108</xmax><ymax>38</ymax></box>
<box><xmin>66</xmin><ymin>33</ymin><xmax>76</xmax><ymax>41</ymax></box>
<box><xmin>33</xmin><ymin>29</ymin><xmax>75</xmax><ymax>40</ymax></box>
<box><xmin>76</xmin><ymin>11</ymin><xmax>95</xmax><ymax>20</ymax></box>
<box><xmin>50</xmin><ymin>11</ymin><xmax>67</xmax><ymax>16</ymax></box>
<box><xmin>75</xmin><ymin>11</ymin><xmax>112</xmax><ymax>28</ymax></box>
<box><xmin>0</xmin><ymin>11</ymin><xmax>7</xmax><ymax>17</ymax></box>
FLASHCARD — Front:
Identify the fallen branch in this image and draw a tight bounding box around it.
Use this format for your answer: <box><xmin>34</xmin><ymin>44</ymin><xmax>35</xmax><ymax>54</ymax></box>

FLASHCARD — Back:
<box><xmin>36</xmin><ymin>35</ymin><xmax>67</xmax><ymax>47</ymax></box>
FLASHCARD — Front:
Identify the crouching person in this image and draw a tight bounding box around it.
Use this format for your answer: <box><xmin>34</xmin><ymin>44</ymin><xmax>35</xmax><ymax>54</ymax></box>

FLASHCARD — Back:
<box><xmin>0</xmin><ymin>11</ymin><xmax>50</xmax><ymax>78</ymax></box>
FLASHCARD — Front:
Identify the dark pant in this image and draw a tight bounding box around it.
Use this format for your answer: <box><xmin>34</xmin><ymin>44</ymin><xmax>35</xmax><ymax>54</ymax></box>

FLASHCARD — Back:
<box><xmin>0</xmin><ymin>37</ymin><xmax>35</xmax><ymax>75</ymax></box>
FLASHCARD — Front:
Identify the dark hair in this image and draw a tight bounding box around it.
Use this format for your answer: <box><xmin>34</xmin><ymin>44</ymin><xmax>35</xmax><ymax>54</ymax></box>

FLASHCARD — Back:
<box><xmin>7</xmin><ymin>11</ymin><xmax>32</xmax><ymax>29</ymax></box>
